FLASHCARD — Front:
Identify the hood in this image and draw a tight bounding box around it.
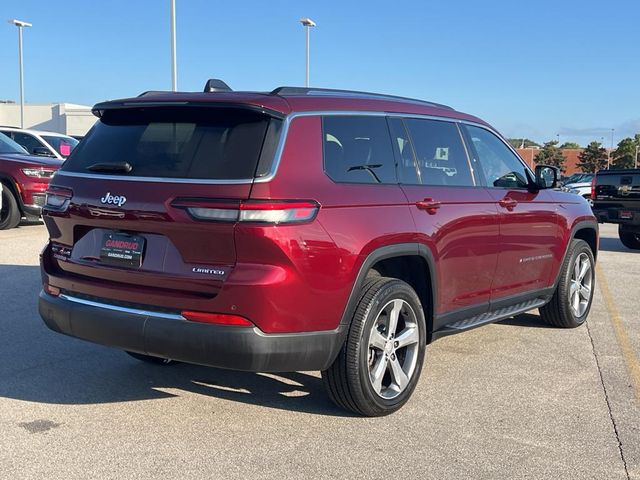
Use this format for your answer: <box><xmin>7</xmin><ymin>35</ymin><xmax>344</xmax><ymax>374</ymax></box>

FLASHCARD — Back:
<box><xmin>0</xmin><ymin>153</ymin><xmax>64</xmax><ymax>168</ymax></box>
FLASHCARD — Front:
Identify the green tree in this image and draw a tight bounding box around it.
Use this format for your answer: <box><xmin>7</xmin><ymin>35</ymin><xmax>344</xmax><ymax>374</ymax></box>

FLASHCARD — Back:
<box><xmin>534</xmin><ymin>140</ymin><xmax>567</xmax><ymax>171</ymax></box>
<box><xmin>507</xmin><ymin>138</ymin><xmax>540</xmax><ymax>149</ymax></box>
<box><xmin>576</xmin><ymin>141</ymin><xmax>608</xmax><ymax>173</ymax></box>
<box><xmin>611</xmin><ymin>136</ymin><xmax>639</xmax><ymax>169</ymax></box>
<box><xmin>559</xmin><ymin>142</ymin><xmax>581</xmax><ymax>149</ymax></box>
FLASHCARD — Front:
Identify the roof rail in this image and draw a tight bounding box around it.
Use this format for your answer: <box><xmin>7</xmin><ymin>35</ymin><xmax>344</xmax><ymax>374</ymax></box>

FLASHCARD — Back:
<box><xmin>270</xmin><ymin>86</ymin><xmax>453</xmax><ymax>110</ymax></box>
<box><xmin>137</xmin><ymin>91</ymin><xmax>173</xmax><ymax>97</ymax></box>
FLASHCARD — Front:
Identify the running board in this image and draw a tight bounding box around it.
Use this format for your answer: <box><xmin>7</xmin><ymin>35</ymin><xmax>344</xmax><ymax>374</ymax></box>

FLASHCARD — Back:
<box><xmin>432</xmin><ymin>298</ymin><xmax>548</xmax><ymax>340</ymax></box>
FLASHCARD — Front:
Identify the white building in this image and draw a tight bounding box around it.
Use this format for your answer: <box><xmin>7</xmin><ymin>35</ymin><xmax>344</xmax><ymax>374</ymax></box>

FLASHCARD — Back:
<box><xmin>0</xmin><ymin>102</ymin><xmax>97</xmax><ymax>136</ymax></box>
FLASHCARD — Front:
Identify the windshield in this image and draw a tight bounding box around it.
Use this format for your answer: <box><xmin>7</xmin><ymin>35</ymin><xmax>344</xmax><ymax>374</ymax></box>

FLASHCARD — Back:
<box><xmin>62</xmin><ymin>107</ymin><xmax>280</xmax><ymax>180</ymax></box>
<box><xmin>0</xmin><ymin>133</ymin><xmax>29</xmax><ymax>155</ymax></box>
<box><xmin>42</xmin><ymin>135</ymin><xmax>79</xmax><ymax>158</ymax></box>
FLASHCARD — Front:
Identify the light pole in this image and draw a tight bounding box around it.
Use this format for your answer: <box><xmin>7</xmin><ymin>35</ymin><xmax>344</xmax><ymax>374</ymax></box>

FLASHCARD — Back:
<box><xmin>300</xmin><ymin>18</ymin><xmax>316</xmax><ymax>87</ymax></box>
<box><xmin>170</xmin><ymin>0</ymin><xmax>177</xmax><ymax>91</ymax></box>
<box><xmin>8</xmin><ymin>19</ymin><xmax>32</xmax><ymax>129</ymax></box>
<box><xmin>608</xmin><ymin>128</ymin><xmax>614</xmax><ymax>169</ymax></box>
<box><xmin>635</xmin><ymin>145</ymin><xmax>638</xmax><ymax>169</ymax></box>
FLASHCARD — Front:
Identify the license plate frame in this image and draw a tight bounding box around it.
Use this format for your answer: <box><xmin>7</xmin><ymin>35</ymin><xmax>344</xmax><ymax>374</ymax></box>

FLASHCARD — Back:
<box><xmin>99</xmin><ymin>232</ymin><xmax>145</xmax><ymax>268</ymax></box>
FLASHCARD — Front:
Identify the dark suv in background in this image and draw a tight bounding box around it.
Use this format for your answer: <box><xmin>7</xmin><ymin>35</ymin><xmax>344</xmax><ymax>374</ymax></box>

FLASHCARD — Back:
<box><xmin>38</xmin><ymin>81</ymin><xmax>598</xmax><ymax>416</ymax></box>
<box><xmin>0</xmin><ymin>133</ymin><xmax>62</xmax><ymax>229</ymax></box>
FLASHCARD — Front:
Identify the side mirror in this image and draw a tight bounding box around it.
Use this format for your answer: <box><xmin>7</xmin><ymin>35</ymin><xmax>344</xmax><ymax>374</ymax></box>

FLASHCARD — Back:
<box><xmin>535</xmin><ymin>165</ymin><xmax>559</xmax><ymax>189</ymax></box>
<box><xmin>32</xmin><ymin>147</ymin><xmax>55</xmax><ymax>157</ymax></box>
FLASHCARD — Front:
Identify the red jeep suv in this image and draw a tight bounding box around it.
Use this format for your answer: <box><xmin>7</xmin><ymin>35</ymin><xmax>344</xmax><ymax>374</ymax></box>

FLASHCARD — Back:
<box><xmin>0</xmin><ymin>133</ymin><xmax>62</xmax><ymax>229</ymax></box>
<box><xmin>39</xmin><ymin>81</ymin><xmax>598</xmax><ymax>416</ymax></box>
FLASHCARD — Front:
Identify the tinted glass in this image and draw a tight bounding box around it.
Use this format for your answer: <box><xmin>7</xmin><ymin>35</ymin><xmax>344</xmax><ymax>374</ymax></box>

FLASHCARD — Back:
<box><xmin>42</xmin><ymin>135</ymin><xmax>79</xmax><ymax>158</ymax></box>
<box><xmin>323</xmin><ymin>116</ymin><xmax>397</xmax><ymax>184</ymax></box>
<box><xmin>11</xmin><ymin>132</ymin><xmax>44</xmax><ymax>155</ymax></box>
<box><xmin>404</xmin><ymin>119</ymin><xmax>474</xmax><ymax>186</ymax></box>
<box><xmin>388</xmin><ymin>117</ymin><xmax>419</xmax><ymax>184</ymax></box>
<box><xmin>62</xmin><ymin>108</ymin><xmax>277</xmax><ymax>180</ymax></box>
<box><xmin>0</xmin><ymin>132</ymin><xmax>29</xmax><ymax>154</ymax></box>
<box><xmin>465</xmin><ymin>125</ymin><xmax>529</xmax><ymax>189</ymax></box>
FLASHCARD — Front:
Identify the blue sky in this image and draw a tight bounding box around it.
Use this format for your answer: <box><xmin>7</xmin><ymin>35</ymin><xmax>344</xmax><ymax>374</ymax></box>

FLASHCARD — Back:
<box><xmin>1</xmin><ymin>0</ymin><xmax>638</xmax><ymax>146</ymax></box>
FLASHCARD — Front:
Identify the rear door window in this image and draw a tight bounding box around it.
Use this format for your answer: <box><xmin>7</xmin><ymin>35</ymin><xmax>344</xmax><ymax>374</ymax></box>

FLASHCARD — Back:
<box><xmin>62</xmin><ymin>107</ymin><xmax>280</xmax><ymax>180</ymax></box>
<box><xmin>322</xmin><ymin>116</ymin><xmax>397</xmax><ymax>184</ymax></box>
<box><xmin>404</xmin><ymin>118</ymin><xmax>475</xmax><ymax>186</ymax></box>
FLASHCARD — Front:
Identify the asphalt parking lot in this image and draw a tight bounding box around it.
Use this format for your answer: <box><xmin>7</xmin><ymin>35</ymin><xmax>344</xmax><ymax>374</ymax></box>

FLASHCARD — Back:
<box><xmin>0</xmin><ymin>222</ymin><xmax>638</xmax><ymax>480</ymax></box>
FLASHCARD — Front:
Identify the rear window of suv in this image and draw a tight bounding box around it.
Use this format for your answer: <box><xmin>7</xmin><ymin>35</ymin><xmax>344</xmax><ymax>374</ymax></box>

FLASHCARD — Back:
<box><xmin>62</xmin><ymin>107</ymin><xmax>280</xmax><ymax>180</ymax></box>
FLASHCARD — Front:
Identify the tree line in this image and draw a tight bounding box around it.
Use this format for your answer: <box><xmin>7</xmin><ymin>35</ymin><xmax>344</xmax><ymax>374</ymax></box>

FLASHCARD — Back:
<box><xmin>508</xmin><ymin>135</ymin><xmax>640</xmax><ymax>173</ymax></box>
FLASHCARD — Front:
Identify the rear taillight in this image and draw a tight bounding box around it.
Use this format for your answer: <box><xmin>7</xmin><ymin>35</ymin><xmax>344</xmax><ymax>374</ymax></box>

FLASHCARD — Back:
<box><xmin>181</xmin><ymin>310</ymin><xmax>253</xmax><ymax>327</ymax></box>
<box><xmin>172</xmin><ymin>199</ymin><xmax>320</xmax><ymax>225</ymax></box>
<box><xmin>21</xmin><ymin>168</ymin><xmax>57</xmax><ymax>179</ymax></box>
<box><xmin>45</xmin><ymin>187</ymin><xmax>73</xmax><ymax>211</ymax></box>
<box><xmin>591</xmin><ymin>176</ymin><xmax>597</xmax><ymax>200</ymax></box>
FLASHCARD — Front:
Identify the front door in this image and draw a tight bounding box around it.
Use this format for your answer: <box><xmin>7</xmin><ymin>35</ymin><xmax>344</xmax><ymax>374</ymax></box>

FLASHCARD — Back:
<box><xmin>462</xmin><ymin>124</ymin><xmax>559</xmax><ymax>302</ymax></box>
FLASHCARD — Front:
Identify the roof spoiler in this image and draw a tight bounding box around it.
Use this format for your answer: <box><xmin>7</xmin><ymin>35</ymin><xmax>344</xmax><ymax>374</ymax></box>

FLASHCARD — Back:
<box><xmin>204</xmin><ymin>79</ymin><xmax>232</xmax><ymax>93</ymax></box>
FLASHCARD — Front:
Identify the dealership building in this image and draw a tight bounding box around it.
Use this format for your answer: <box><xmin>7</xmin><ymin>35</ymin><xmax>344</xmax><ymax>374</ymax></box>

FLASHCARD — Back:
<box><xmin>0</xmin><ymin>101</ymin><xmax>97</xmax><ymax>137</ymax></box>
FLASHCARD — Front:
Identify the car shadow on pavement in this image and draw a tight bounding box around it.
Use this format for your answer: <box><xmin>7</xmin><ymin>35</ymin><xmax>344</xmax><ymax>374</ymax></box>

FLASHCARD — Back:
<box><xmin>0</xmin><ymin>264</ymin><xmax>355</xmax><ymax>417</ymax></box>
<box><xmin>497</xmin><ymin>313</ymin><xmax>551</xmax><ymax>329</ymax></box>
<box><xmin>598</xmin><ymin>236</ymin><xmax>639</xmax><ymax>254</ymax></box>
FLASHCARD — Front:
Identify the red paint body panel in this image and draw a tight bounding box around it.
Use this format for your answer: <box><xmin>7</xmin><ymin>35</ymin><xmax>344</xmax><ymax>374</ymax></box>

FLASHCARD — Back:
<box><xmin>0</xmin><ymin>153</ymin><xmax>61</xmax><ymax>207</ymax></box>
<box><xmin>400</xmin><ymin>185</ymin><xmax>499</xmax><ymax>313</ymax></box>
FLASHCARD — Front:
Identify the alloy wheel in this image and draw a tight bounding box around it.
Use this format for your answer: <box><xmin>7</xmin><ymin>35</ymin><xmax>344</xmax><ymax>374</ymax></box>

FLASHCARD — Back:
<box><xmin>367</xmin><ymin>299</ymin><xmax>420</xmax><ymax>399</ymax></box>
<box><xmin>568</xmin><ymin>252</ymin><xmax>592</xmax><ymax>318</ymax></box>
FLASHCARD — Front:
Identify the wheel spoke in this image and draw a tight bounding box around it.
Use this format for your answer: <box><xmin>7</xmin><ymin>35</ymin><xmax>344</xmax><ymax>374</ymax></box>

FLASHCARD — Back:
<box><xmin>573</xmin><ymin>260</ymin><xmax>581</xmax><ymax>281</ymax></box>
<box><xmin>570</xmin><ymin>281</ymin><xmax>579</xmax><ymax>296</ymax></box>
<box><xmin>572</xmin><ymin>291</ymin><xmax>580</xmax><ymax>312</ymax></box>
<box><xmin>387</xmin><ymin>299</ymin><xmax>403</xmax><ymax>338</ymax></box>
<box><xmin>388</xmin><ymin>356</ymin><xmax>409</xmax><ymax>392</ymax></box>
<box><xmin>579</xmin><ymin>284</ymin><xmax>591</xmax><ymax>300</ymax></box>
<box><xmin>370</xmin><ymin>355</ymin><xmax>388</xmax><ymax>394</ymax></box>
<box><xmin>578</xmin><ymin>259</ymin><xmax>590</xmax><ymax>282</ymax></box>
<box><xmin>395</xmin><ymin>326</ymin><xmax>419</xmax><ymax>349</ymax></box>
<box><xmin>369</xmin><ymin>329</ymin><xmax>387</xmax><ymax>351</ymax></box>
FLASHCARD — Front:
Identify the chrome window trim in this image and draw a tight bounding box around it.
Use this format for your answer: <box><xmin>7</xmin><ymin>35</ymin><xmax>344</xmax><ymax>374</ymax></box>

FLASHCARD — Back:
<box><xmin>56</xmin><ymin>170</ymin><xmax>255</xmax><ymax>185</ymax></box>
<box><xmin>59</xmin><ymin>294</ymin><xmax>185</xmax><ymax>320</ymax></box>
<box><xmin>57</xmin><ymin>109</ymin><xmax>530</xmax><ymax>186</ymax></box>
<box><xmin>256</xmin><ymin>110</ymin><xmax>533</xmax><ymax>184</ymax></box>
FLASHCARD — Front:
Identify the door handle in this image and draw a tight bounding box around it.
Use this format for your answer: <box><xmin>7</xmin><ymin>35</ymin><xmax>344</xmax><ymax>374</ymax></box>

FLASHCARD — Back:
<box><xmin>416</xmin><ymin>198</ymin><xmax>441</xmax><ymax>214</ymax></box>
<box><xmin>498</xmin><ymin>197</ymin><xmax>518</xmax><ymax>211</ymax></box>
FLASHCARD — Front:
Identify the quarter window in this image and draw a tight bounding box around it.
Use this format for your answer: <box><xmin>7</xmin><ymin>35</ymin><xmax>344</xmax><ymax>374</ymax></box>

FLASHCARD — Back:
<box><xmin>464</xmin><ymin>125</ymin><xmax>530</xmax><ymax>189</ymax></box>
<box><xmin>404</xmin><ymin>119</ymin><xmax>475</xmax><ymax>186</ymax></box>
<box><xmin>322</xmin><ymin>116</ymin><xmax>397</xmax><ymax>184</ymax></box>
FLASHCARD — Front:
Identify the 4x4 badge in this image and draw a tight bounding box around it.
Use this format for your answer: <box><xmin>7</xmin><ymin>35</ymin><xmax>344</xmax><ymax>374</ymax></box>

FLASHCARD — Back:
<box><xmin>100</xmin><ymin>192</ymin><xmax>127</xmax><ymax>207</ymax></box>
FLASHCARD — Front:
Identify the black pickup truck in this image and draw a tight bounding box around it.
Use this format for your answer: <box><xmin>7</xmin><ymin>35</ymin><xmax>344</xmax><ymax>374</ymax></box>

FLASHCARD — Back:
<box><xmin>592</xmin><ymin>169</ymin><xmax>640</xmax><ymax>250</ymax></box>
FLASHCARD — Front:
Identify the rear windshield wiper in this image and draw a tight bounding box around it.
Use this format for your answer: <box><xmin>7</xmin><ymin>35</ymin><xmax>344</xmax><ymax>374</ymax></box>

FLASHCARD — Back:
<box><xmin>86</xmin><ymin>161</ymin><xmax>133</xmax><ymax>174</ymax></box>
<box><xmin>348</xmin><ymin>164</ymin><xmax>382</xmax><ymax>183</ymax></box>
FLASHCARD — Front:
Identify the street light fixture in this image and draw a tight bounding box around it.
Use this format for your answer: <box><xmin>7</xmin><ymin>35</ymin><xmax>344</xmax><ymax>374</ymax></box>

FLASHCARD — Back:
<box><xmin>8</xmin><ymin>19</ymin><xmax>32</xmax><ymax>129</ymax></box>
<box><xmin>170</xmin><ymin>0</ymin><xmax>177</xmax><ymax>91</ymax></box>
<box><xmin>300</xmin><ymin>17</ymin><xmax>316</xmax><ymax>87</ymax></box>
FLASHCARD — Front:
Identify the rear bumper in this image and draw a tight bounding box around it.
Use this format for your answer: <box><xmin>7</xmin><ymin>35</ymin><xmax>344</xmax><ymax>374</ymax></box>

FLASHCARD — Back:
<box><xmin>592</xmin><ymin>206</ymin><xmax>640</xmax><ymax>228</ymax></box>
<box><xmin>38</xmin><ymin>291</ymin><xmax>346</xmax><ymax>372</ymax></box>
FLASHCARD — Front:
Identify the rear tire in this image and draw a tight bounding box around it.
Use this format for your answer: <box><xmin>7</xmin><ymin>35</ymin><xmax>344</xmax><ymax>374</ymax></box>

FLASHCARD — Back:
<box><xmin>619</xmin><ymin>226</ymin><xmax>640</xmax><ymax>250</ymax></box>
<box><xmin>125</xmin><ymin>351</ymin><xmax>175</xmax><ymax>365</ymax></box>
<box><xmin>322</xmin><ymin>277</ymin><xmax>426</xmax><ymax>416</ymax></box>
<box><xmin>0</xmin><ymin>185</ymin><xmax>21</xmax><ymax>230</ymax></box>
<box><xmin>540</xmin><ymin>239</ymin><xmax>595</xmax><ymax>328</ymax></box>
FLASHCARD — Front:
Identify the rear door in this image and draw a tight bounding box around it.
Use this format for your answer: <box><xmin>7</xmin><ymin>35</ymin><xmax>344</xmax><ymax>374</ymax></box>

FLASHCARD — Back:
<box><xmin>392</xmin><ymin>117</ymin><xmax>500</xmax><ymax>317</ymax></box>
<box><xmin>462</xmin><ymin>124</ymin><xmax>561</xmax><ymax>301</ymax></box>
<box><xmin>45</xmin><ymin>106</ymin><xmax>282</xmax><ymax>300</ymax></box>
